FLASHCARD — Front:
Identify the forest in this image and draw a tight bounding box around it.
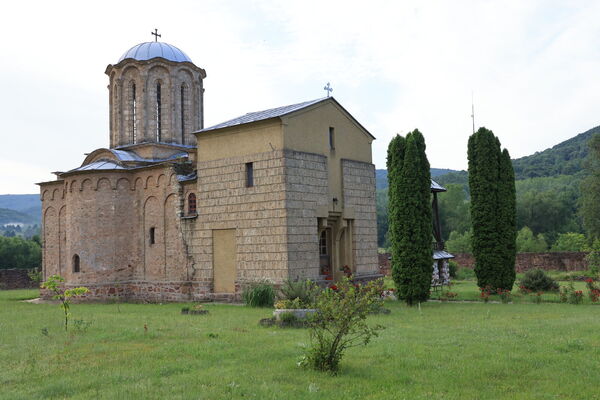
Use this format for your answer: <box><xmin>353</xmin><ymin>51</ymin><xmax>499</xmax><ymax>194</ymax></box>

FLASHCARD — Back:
<box><xmin>377</xmin><ymin>125</ymin><xmax>600</xmax><ymax>253</ymax></box>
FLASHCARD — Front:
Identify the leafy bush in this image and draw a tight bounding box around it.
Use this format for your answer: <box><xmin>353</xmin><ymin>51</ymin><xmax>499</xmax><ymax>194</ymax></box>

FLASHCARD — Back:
<box><xmin>279</xmin><ymin>279</ymin><xmax>316</xmax><ymax>307</ymax></box>
<box><xmin>300</xmin><ymin>277</ymin><xmax>384</xmax><ymax>374</ymax></box>
<box><xmin>448</xmin><ymin>261</ymin><xmax>458</xmax><ymax>278</ymax></box>
<box><xmin>41</xmin><ymin>275</ymin><xmax>89</xmax><ymax>332</ymax></box>
<box><xmin>455</xmin><ymin>267</ymin><xmax>476</xmax><ymax>280</ymax></box>
<box><xmin>242</xmin><ymin>282</ymin><xmax>275</xmax><ymax>307</ymax></box>
<box><xmin>519</xmin><ymin>269</ymin><xmax>559</xmax><ymax>292</ymax></box>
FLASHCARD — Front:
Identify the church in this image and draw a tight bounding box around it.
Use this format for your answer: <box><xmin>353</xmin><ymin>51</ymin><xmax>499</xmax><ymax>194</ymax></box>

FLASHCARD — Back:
<box><xmin>38</xmin><ymin>37</ymin><xmax>380</xmax><ymax>301</ymax></box>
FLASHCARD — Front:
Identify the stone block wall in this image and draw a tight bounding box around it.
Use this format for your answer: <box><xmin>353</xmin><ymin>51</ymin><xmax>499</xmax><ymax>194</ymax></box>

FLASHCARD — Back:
<box><xmin>0</xmin><ymin>269</ymin><xmax>37</xmax><ymax>289</ymax></box>
<box><xmin>188</xmin><ymin>150</ymin><xmax>290</xmax><ymax>291</ymax></box>
<box><xmin>342</xmin><ymin>159</ymin><xmax>379</xmax><ymax>276</ymax></box>
<box><xmin>284</xmin><ymin>150</ymin><xmax>328</xmax><ymax>280</ymax></box>
<box><xmin>453</xmin><ymin>252</ymin><xmax>589</xmax><ymax>272</ymax></box>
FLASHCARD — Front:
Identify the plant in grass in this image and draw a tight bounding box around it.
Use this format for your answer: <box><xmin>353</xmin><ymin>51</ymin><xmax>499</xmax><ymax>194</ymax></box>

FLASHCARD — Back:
<box><xmin>300</xmin><ymin>277</ymin><xmax>385</xmax><ymax>374</ymax></box>
<box><xmin>584</xmin><ymin>278</ymin><xmax>600</xmax><ymax>302</ymax></box>
<box><xmin>40</xmin><ymin>275</ymin><xmax>89</xmax><ymax>332</ymax></box>
<box><xmin>531</xmin><ymin>292</ymin><xmax>543</xmax><ymax>304</ymax></box>
<box><xmin>497</xmin><ymin>288</ymin><xmax>512</xmax><ymax>304</ymax></box>
<box><xmin>279</xmin><ymin>279</ymin><xmax>317</xmax><ymax>307</ymax></box>
<box><xmin>27</xmin><ymin>268</ymin><xmax>43</xmax><ymax>285</ymax></box>
<box><xmin>242</xmin><ymin>281</ymin><xmax>275</xmax><ymax>307</ymax></box>
<box><xmin>275</xmin><ymin>298</ymin><xmax>305</xmax><ymax>310</ymax></box>
<box><xmin>519</xmin><ymin>269</ymin><xmax>559</xmax><ymax>292</ymax></box>
<box><xmin>479</xmin><ymin>286</ymin><xmax>491</xmax><ymax>303</ymax></box>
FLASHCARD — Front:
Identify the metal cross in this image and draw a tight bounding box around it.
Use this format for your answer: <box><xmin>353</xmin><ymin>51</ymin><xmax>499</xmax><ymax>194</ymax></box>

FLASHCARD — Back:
<box><xmin>323</xmin><ymin>82</ymin><xmax>333</xmax><ymax>97</ymax></box>
<box><xmin>151</xmin><ymin>29</ymin><xmax>161</xmax><ymax>42</ymax></box>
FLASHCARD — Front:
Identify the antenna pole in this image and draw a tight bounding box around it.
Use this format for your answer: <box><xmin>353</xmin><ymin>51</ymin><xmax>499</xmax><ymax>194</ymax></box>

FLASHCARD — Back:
<box><xmin>471</xmin><ymin>91</ymin><xmax>475</xmax><ymax>134</ymax></box>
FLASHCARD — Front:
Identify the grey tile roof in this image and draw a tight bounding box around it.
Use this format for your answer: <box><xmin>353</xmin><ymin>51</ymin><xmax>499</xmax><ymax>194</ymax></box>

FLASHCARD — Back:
<box><xmin>431</xmin><ymin>179</ymin><xmax>446</xmax><ymax>192</ymax></box>
<box><xmin>198</xmin><ymin>98</ymin><xmax>328</xmax><ymax>133</ymax></box>
<box><xmin>68</xmin><ymin>161</ymin><xmax>128</xmax><ymax>172</ymax></box>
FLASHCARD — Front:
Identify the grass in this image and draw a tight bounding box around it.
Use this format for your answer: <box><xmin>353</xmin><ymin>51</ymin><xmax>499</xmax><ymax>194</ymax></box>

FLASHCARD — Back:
<box><xmin>2</xmin><ymin>289</ymin><xmax>600</xmax><ymax>399</ymax></box>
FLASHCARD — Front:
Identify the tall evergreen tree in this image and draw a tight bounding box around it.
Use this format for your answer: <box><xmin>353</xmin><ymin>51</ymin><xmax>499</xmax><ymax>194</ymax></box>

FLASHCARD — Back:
<box><xmin>388</xmin><ymin>130</ymin><xmax>432</xmax><ymax>305</ymax></box>
<box><xmin>387</xmin><ymin>135</ymin><xmax>406</xmax><ymax>287</ymax></box>
<box><xmin>468</xmin><ymin>127</ymin><xmax>516</xmax><ymax>290</ymax></box>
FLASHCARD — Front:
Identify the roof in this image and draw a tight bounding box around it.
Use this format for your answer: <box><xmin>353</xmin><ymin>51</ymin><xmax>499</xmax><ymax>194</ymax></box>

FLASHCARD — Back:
<box><xmin>68</xmin><ymin>160</ymin><xmax>127</xmax><ymax>173</ymax></box>
<box><xmin>199</xmin><ymin>98</ymin><xmax>327</xmax><ymax>132</ymax></box>
<box><xmin>433</xmin><ymin>250</ymin><xmax>455</xmax><ymax>260</ymax></box>
<box><xmin>430</xmin><ymin>179</ymin><xmax>446</xmax><ymax>192</ymax></box>
<box><xmin>196</xmin><ymin>97</ymin><xmax>375</xmax><ymax>139</ymax></box>
<box><xmin>118</xmin><ymin>42</ymin><xmax>192</xmax><ymax>63</ymax></box>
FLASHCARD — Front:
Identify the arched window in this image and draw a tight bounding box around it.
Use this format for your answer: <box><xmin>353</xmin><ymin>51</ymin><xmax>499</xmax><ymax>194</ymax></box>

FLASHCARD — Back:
<box><xmin>180</xmin><ymin>84</ymin><xmax>186</xmax><ymax>144</ymax></box>
<box><xmin>156</xmin><ymin>83</ymin><xmax>162</xmax><ymax>142</ymax></box>
<box><xmin>188</xmin><ymin>193</ymin><xmax>197</xmax><ymax>215</ymax></box>
<box><xmin>131</xmin><ymin>82</ymin><xmax>137</xmax><ymax>143</ymax></box>
<box><xmin>72</xmin><ymin>254</ymin><xmax>80</xmax><ymax>273</ymax></box>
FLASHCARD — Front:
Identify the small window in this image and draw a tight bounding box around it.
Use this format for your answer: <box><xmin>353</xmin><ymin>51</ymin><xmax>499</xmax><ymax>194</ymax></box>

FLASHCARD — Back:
<box><xmin>149</xmin><ymin>227</ymin><xmax>156</xmax><ymax>245</ymax></box>
<box><xmin>245</xmin><ymin>162</ymin><xmax>254</xmax><ymax>187</ymax></box>
<box><xmin>319</xmin><ymin>231</ymin><xmax>328</xmax><ymax>256</ymax></box>
<box><xmin>188</xmin><ymin>193</ymin><xmax>197</xmax><ymax>215</ymax></box>
<box><xmin>72</xmin><ymin>254</ymin><xmax>80</xmax><ymax>273</ymax></box>
<box><xmin>329</xmin><ymin>127</ymin><xmax>335</xmax><ymax>150</ymax></box>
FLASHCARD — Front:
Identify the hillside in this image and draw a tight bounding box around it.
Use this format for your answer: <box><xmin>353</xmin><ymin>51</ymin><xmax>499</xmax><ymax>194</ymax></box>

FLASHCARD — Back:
<box><xmin>0</xmin><ymin>208</ymin><xmax>38</xmax><ymax>225</ymax></box>
<box><xmin>512</xmin><ymin>125</ymin><xmax>599</xmax><ymax>180</ymax></box>
<box><xmin>376</xmin><ymin>168</ymin><xmax>458</xmax><ymax>189</ymax></box>
<box><xmin>0</xmin><ymin>195</ymin><xmax>41</xmax><ymax>224</ymax></box>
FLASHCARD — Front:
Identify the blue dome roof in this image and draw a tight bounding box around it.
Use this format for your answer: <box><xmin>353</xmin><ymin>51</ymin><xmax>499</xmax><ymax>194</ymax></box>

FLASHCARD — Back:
<box><xmin>118</xmin><ymin>42</ymin><xmax>192</xmax><ymax>63</ymax></box>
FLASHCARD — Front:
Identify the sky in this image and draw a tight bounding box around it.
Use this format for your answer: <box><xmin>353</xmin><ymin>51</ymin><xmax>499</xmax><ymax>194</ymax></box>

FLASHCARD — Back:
<box><xmin>2</xmin><ymin>0</ymin><xmax>600</xmax><ymax>194</ymax></box>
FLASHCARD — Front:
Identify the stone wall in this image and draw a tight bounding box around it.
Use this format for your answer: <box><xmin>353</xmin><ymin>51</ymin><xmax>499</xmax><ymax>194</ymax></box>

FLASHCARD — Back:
<box><xmin>0</xmin><ymin>269</ymin><xmax>36</xmax><ymax>289</ymax></box>
<box><xmin>453</xmin><ymin>252</ymin><xmax>589</xmax><ymax>272</ymax></box>
<box><xmin>342</xmin><ymin>159</ymin><xmax>379</xmax><ymax>276</ymax></box>
<box><xmin>284</xmin><ymin>150</ymin><xmax>328</xmax><ymax>280</ymax></box>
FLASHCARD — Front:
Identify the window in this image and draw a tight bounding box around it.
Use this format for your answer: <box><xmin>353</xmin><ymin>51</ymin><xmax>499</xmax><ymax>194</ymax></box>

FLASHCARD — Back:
<box><xmin>245</xmin><ymin>162</ymin><xmax>254</xmax><ymax>187</ymax></box>
<box><xmin>319</xmin><ymin>231</ymin><xmax>328</xmax><ymax>255</ymax></box>
<box><xmin>149</xmin><ymin>227</ymin><xmax>156</xmax><ymax>245</ymax></box>
<box><xmin>188</xmin><ymin>193</ymin><xmax>197</xmax><ymax>215</ymax></box>
<box><xmin>180</xmin><ymin>85</ymin><xmax>186</xmax><ymax>144</ymax></box>
<box><xmin>329</xmin><ymin>127</ymin><xmax>335</xmax><ymax>150</ymax></box>
<box><xmin>72</xmin><ymin>254</ymin><xmax>80</xmax><ymax>273</ymax></box>
<box><xmin>156</xmin><ymin>83</ymin><xmax>162</xmax><ymax>141</ymax></box>
<box><xmin>131</xmin><ymin>82</ymin><xmax>137</xmax><ymax>143</ymax></box>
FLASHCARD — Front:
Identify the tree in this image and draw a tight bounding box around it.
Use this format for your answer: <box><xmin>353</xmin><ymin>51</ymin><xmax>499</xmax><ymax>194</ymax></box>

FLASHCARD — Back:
<box><xmin>388</xmin><ymin>130</ymin><xmax>432</xmax><ymax>305</ymax></box>
<box><xmin>0</xmin><ymin>236</ymin><xmax>41</xmax><ymax>269</ymax></box>
<box><xmin>516</xmin><ymin>227</ymin><xmax>548</xmax><ymax>252</ymax></box>
<box><xmin>468</xmin><ymin>127</ymin><xmax>516</xmax><ymax>291</ymax></box>
<box><xmin>551</xmin><ymin>232</ymin><xmax>587</xmax><ymax>252</ymax></box>
<box><xmin>580</xmin><ymin>133</ymin><xmax>600</xmax><ymax>241</ymax></box>
<box><xmin>41</xmin><ymin>275</ymin><xmax>89</xmax><ymax>332</ymax></box>
<box><xmin>437</xmin><ymin>183</ymin><xmax>471</xmax><ymax>239</ymax></box>
<box><xmin>446</xmin><ymin>230</ymin><xmax>473</xmax><ymax>253</ymax></box>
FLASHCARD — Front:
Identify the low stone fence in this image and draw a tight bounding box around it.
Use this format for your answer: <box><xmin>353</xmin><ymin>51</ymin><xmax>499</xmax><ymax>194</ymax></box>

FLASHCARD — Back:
<box><xmin>379</xmin><ymin>252</ymin><xmax>589</xmax><ymax>274</ymax></box>
<box><xmin>452</xmin><ymin>252</ymin><xmax>588</xmax><ymax>272</ymax></box>
<box><xmin>0</xmin><ymin>268</ymin><xmax>38</xmax><ymax>289</ymax></box>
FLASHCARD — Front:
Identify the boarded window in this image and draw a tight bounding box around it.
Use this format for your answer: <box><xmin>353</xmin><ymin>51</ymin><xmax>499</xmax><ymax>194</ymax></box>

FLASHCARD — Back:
<box><xmin>188</xmin><ymin>193</ymin><xmax>197</xmax><ymax>215</ymax></box>
<box><xmin>245</xmin><ymin>162</ymin><xmax>254</xmax><ymax>187</ymax></box>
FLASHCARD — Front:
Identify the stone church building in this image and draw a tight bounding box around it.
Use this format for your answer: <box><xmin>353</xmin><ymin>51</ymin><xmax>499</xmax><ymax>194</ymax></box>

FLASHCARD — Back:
<box><xmin>38</xmin><ymin>39</ymin><xmax>379</xmax><ymax>301</ymax></box>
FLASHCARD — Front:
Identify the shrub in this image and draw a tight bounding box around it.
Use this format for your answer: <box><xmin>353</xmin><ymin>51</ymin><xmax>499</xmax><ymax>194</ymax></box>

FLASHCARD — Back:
<box><xmin>300</xmin><ymin>277</ymin><xmax>385</xmax><ymax>374</ymax></box>
<box><xmin>519</xmin><ymin>269</ymin><xmax>559</xmax><ymax>292</ymax></box>
<box><xmin>242</xmin><ymin>282</ymin><xmax>275</xmax><ymax>307</ymax></box>
<box><xmin>456</xmin><ymin>267</ymin><xmax>476</xmax><ymax>280</ymax></box>
<box><xmin>279</xmin><ymin>279</ymin><xmax>317</xmax><ymax>306</ymax></box>
<box><xmin>275</xmin><ymin>298</ymin><xmax>304</xmax><ymax>309</ymax></box>
<box><xmin>448</xmin><ymin>261</ymin><xmax>458</xmax><ymax>279</ymax></box>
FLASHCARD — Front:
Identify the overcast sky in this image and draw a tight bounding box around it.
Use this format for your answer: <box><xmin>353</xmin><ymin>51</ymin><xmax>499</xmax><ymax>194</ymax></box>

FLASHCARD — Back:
<box><xmin>2</xmin><ymin>0</ymin><xmax>600</xmax><ymax>194</ymax></box>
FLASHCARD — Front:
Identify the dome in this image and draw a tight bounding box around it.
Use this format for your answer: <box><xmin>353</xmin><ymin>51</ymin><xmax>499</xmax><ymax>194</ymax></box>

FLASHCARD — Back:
<box><xmin>118</xmin><ymin>42</ymin><xmax>192</xmax><ymax>63</ymax></box>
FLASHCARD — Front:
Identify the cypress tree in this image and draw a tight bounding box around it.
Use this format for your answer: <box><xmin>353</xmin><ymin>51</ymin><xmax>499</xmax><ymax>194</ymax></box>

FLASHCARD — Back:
<box><xmin>387</xmin><ymin>135</ymin><xmax>406</xmax><ymax>290</ymax></box>
<box><xmin>391</xmin><ymin>130</ymin><xmax>432</xmax><ymax>305</ymax></box>
<box><xmin>468</xmin><ymin>127</ymin><xmax>516</xmax><ymax>291</ymax></box>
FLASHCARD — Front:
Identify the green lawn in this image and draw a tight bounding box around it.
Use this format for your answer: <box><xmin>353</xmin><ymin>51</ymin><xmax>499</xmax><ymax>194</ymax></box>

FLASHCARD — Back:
<box><xmin>2</xmin><ymin>289</ymin><xmax>600</xmax><ymax>399</ymax></box>
<box><xmin>430</xmin><ymin>279</ymin><xmax>594</xmax><ymax>304</ymax></box>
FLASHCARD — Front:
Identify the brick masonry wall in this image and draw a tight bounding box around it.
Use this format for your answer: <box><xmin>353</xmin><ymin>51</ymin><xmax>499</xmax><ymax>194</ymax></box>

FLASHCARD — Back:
<box><xmin>0</xmin><ymin>269</ymin><xmax>37</xmax><ymax>289</ymax></box>
<box><xmin>342</xmin><ymin>159</ymin><xmax>379</xmax><ymax>276</ymax></box>
<box><xmin>379</xmin><ymin>252</ymin><xmax>589</xmax><ymax>275</ymax></box>
<box><xmin>284</xmin><ymin>150</ymin><xmax>328</xmax><ymax>280</ymax></box>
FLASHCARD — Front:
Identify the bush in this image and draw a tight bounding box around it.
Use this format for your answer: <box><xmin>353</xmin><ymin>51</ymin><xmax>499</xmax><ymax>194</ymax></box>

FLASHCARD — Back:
<box><xmin>279</xmin><ymin>279</ymin><xmax>316</xmax><ymax>307</ymax></box>
<box><xmin>300</xmin><ymin>277</ymin><xmax>385</xmax><ymax>374</ymax></box>
<box><xmin>519</xmin><ymin>269</ymin><xmax>559</xmax><ymax>292</ymax></box>
<box><xmin>448</xmin><ymin>261</ymin><xmax>458</xmax><ymax>278</ymax></box>
<box><xmin>242</xmin><ymin>282</ymin><xmax>275</xmax><ymax>307</ymax></box>
<box><xmin>455</xmin><ymin>267</ymin><xmax>476</xmax><ymax>280</ymax></box>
